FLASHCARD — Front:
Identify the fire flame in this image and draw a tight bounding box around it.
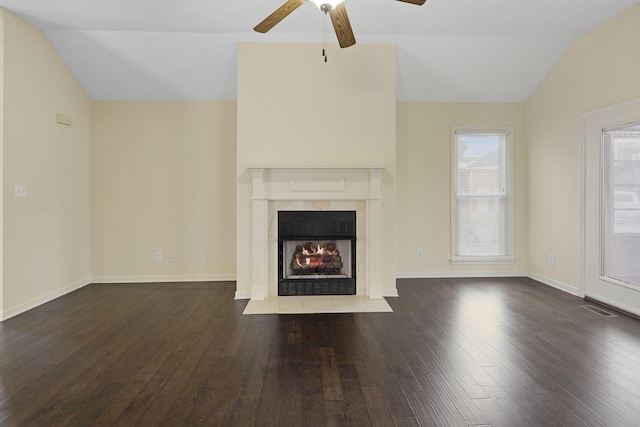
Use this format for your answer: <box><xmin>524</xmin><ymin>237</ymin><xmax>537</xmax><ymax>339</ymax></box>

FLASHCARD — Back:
<box><xmin>294</xmin><ymin>242</ymin><xmax>339</xmax><ymax>269</ymax></box>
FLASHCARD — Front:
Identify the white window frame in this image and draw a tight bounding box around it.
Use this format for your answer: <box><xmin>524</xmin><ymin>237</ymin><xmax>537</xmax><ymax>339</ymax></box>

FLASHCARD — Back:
<box><xmin>451</xmin><ymin>127</ymin><xmax>515</xmax><ymax>264</ymax></box>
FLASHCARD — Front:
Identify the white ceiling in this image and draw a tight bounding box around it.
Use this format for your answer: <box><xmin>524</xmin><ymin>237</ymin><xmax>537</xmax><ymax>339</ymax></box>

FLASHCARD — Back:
<box><xmin>1</xmin><ymin>0</ymin><xmax>637</xmax><ymax>102</ymax></box>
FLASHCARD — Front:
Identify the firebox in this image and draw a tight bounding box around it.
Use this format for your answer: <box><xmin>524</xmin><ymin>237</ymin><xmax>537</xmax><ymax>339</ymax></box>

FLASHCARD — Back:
<box><xmin>278</xmin><ymin>211</ymin><xmax>356</xmax><ymax>296</ymax></box>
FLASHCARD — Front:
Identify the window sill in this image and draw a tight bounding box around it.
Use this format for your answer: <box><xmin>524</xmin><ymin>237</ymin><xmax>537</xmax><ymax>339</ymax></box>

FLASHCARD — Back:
<box><xmin>450</xmin><ymin>256</ymin><xmax>515</xmax><ymax>266</ymax></box>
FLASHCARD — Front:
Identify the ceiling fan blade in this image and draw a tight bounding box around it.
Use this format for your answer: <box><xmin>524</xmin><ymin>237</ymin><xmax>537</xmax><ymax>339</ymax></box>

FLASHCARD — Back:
<box><xmin>254</xmin><ymin>0</ymin><xmax>306</xmax><ymax>33</ymax></box>
<box><xmin>396</xmin><ymin>0</ymin><xmax>427</xmax><ymax>5</ymax></box>
<box><xmin>329</xmin><ymin>3</ymin><xmax>356</xmax><ymax>48</ymax></box>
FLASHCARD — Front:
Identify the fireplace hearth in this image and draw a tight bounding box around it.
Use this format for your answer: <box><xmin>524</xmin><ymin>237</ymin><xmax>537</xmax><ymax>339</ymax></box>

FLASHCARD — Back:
<box><xmin>278</xmin><ymin>211</ymin><xmax>356</xmax><ymax>296</ymax></box>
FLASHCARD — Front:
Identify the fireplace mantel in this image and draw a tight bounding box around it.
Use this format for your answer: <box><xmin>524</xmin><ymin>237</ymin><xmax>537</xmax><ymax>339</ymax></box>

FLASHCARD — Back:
<box><xmin>247</xmin><ymin>166</ymin><xmax>387</xmax><ymax>301</ymax></box>
<box><xmin>247</xmin><ymin>166</ymin><xmax>386</xmax><ymax>200</ymax></box>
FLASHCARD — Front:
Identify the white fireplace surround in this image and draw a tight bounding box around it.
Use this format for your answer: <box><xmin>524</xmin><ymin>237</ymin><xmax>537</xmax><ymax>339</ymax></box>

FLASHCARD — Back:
<box><xmin>248</xmin><ymin>166</ymin><xmax>387</xmax><ymax>301</ymax></box>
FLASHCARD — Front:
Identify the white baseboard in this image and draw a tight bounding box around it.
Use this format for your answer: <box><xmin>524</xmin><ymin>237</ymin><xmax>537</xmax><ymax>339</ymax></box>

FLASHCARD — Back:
<box><xmin>527</xmin><ymin>273</ymin><xmax>580</xmax><ymax>296</ymax></box>
<box><xmin>396</xmin><ymin>271</ymin><xmax>527</xmax><ymax>279</ymax></box>
<box><xmin>383</xmin><ymin>288</ymin><xmax>399</xmax><ymax>297</ymax></box>
<box><xmin>394</xmin><ymin>271</ymin><xmax>581</xmax><ymax>298</ymax></box>
<box><xmin>234</xmin><ymin>291</ymin><xmax>251</xmax><ymax>300</ymax></box>
<box><xmin>90</xmin><ymin>274</ymin><xmax>236</xmax><ymax>284</ymax></box>
<box><xmin>1</xmin><ymin>278</ymin><xmax>91</xmax><ymax>321</ymax></box>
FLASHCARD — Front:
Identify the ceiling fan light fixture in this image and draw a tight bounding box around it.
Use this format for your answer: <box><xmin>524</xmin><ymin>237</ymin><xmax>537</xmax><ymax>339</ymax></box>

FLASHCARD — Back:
<box><xmin>310</xmin><ymin>0</ymin><xmax>346</xmax><ymax>12</ymax></box>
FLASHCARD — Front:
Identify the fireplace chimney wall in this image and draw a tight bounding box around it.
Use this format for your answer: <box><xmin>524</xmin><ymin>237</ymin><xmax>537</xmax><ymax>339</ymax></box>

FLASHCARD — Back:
<box><xmin>236</xmin><ymin>42</ymin><xmax>397</xmax><ymax>300</ymax></box>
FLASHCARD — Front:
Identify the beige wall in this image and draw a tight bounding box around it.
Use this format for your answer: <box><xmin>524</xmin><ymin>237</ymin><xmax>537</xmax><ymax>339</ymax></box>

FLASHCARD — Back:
<box><xmin>396</xmin><ymin>102</ymin><xmax>528</xmax><ymax>277</ymax></box>
<box><xmin>91</xmin><ymin>101</ymin><xmax>237</xmax><ymax>282</ymax></box>
<box><xmin>236</xmin><ymin>42</ymin><xmax>397</xmax><ymax>298</ymax></box>
<box><xmin>91</xmin><ymin>99</ymin><xmax>530</xmax><ymax>289</ymax></box>
<box><xmin>526</xmin><ymin>4</ymin><xmax>640</xmax><ymax>292</ymax></box>
<box><xmin>1</xmin><ymin>10</ymin><xmax>92</xmax><ymax>319</ymax></box>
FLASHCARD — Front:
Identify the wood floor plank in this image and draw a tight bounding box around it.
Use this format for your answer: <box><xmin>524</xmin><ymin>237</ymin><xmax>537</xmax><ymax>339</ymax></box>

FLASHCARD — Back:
<box><xmin>364</xmin><ymin>343</ymin><xmax>416</xmax><ymax>419</ymax></box>
<box><xmin>324</xmin><ymin>400</ymin><xmax>349</xmax><ymax>427</ymax></box>
<box><xmin>338</xmin><ymin>364</ymin><xmax>373</xmax><ymax>427</ymax></box>
<box><xmin>133</xmin><ymin>372</ymin><xmax>191</xmax><ymax>425</ymax></box>
<box><xmin>402</xmin><ymin>346</ymin><xmax>475</xmax><ymax>426</ymax></box>
<box><xmin>1</xmin><ymin>279</ymin><xmax>640</xmax><ymax>426</ymax></box>
<box><xmin>405</xmin><ymin>391</ymin><xmax>446</xmax><ymax>427</ymax></box>
<box><xmin>302</xmin><ymin>363</ymin><xmax>327</xmax><ymax>426</ymax></box>
<box><xmin>393</xmin><ymin>417</ymin><xmax>420</xmax><ymax>427</ymax></box>
<box><xmin>361</xmin><ymin>385</ymin><xmax>397</xmax><ymax>427</ymax></box>
<box><xmin>473</xmin><ymin>397</ymin><xmax>519</xmax><ymax>427</ymax></box>
<box><xmin>278</xmin><ymin>361</ymin><xmax>304</xmax><ymax>425</ymax></box>
<box><xmin>231</xmin><ymin>349</ymin><xmax>270</xmax><ymax>426</ymax></box>
<box><xmin>5</xmin><ymin>350</ymin><xmax>108</xmax><ymax>426</ymax></box>
<box><xmin>319</xmin><ymin>347</ymin><xmax>345</xmax><ymax>402</ymax></box>
<box><xmin>255</xmin><ymin>374</ymin><xmax>285</xmax><ymax>427</ymax></box>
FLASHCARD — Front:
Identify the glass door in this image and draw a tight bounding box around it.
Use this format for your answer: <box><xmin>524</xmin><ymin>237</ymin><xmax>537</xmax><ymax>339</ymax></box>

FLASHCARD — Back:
<box><xmin>583</xmin><ymin>99</ymin><xmax>640</xmax><ymax>316</ymax></box>
<box><xmin>602</xmin><ymin>125</ymin><xmax>640</xmax><ymax>287</ymax></box>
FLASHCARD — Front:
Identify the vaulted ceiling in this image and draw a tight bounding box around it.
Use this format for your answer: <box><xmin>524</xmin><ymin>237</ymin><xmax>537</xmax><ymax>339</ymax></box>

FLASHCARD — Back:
<box><xmin>1</xmin><ymin>0</ymin><xmax>638</xmax><ymax>102</ymax></box>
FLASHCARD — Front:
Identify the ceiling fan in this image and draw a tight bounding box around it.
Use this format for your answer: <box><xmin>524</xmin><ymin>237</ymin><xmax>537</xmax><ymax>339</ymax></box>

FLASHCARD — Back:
<box><xmin>254</xmin><ymin>0</ymin><xmax>427</xmax><ymax>49</ymax></box>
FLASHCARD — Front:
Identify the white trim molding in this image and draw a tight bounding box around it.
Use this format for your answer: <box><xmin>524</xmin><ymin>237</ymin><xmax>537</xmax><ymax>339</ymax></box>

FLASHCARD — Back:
<box><xmin>383</xmin><ymin>288</ymin><xmax>399</xmax><ymax>297</ymax></box>
<box><xmin>91</xmin><ymin>274</ymin><xmax>236</xmax><ymax>284</ymax></box>
<box><xmin>528</xmin><ymin>273</ymin><xmax>580</xmax><ymax>296</ymax></box>
<box><xmin>395</xmin><ymin>272</ymin><xmax>580</xmax><ymax>298</ymax></box>
<box><xmin>1</xmin><ymin>278</ymin><xmax>91</xmax><ymax>321</ymax></box>
<box><xmin>396</xmin><ymin>271</ymin><xmax>527</xmax><ymax>279</ymax></box>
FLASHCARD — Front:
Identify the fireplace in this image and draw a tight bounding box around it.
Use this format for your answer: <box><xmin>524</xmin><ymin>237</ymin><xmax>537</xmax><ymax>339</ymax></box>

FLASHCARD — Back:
<box><xmin>240</xmin><ymin>166</ymin><xmax>394</xmax><ymax>302</ymax></box>
<box><xmin>278</xmin><ymin>211</ymin><xmax>356</xmax><ymax>296</ymax></box>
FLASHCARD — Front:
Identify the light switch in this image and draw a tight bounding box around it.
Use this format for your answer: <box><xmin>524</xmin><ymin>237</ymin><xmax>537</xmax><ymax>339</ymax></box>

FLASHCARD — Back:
<box><xmin>14</xmin><ymin>185</ymin><xmax>27</xmax><ymax>198</ymax></box>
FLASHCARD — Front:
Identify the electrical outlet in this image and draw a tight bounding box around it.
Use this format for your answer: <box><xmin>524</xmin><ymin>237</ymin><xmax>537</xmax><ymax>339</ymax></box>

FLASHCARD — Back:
<box><xmin>548</xmin><ymin>255</ymin><xmax>555</xmax><ymax>266</ymax></box>
<box><xmin>417</xmin><ymin>249</ymin><xmax>424</xmax><ymax>258</ymax></box>
<box><xmin>170</xmin><ymin>252</ymin><xmax>177</xmax><ymax>262</ymax></box>
<box><xmin>155</xmin><ymin>251</ymin><xmax>162</xmax><ymax>262</ymax></box>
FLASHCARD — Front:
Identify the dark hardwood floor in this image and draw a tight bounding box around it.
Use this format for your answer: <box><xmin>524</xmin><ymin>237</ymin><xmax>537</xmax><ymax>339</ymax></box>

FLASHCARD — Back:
<box><xmin>1</xmin><ymin>278</ymin><xmax>640</xmax><ymax>426</ymax></box>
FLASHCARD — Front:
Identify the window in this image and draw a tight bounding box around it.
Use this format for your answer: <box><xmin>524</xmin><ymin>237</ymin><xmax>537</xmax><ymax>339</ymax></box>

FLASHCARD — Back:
<box><xmin>452</xmin><ymin>129</ymin><xmax>513</xmax><ymax>263</ymax></box>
